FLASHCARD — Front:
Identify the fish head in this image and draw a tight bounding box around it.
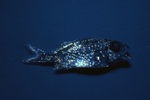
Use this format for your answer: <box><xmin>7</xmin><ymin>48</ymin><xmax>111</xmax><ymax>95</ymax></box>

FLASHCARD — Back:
<box><xmin>93</xmin><ymin>39</ymin><xmax>130</xmax><ymax>67</ymax></box>
<box><xmin>105</xmin><ymin>40</ymin><xmax>131</xmax><ymax>66</ymax></box>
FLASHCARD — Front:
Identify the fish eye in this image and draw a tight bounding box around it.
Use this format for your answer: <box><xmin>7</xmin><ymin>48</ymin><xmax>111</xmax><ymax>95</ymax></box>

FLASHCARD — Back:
<box><xmin>110</xmin><ymin>41</ymin><xmax>121</xmax><ymax>52</ymax></box>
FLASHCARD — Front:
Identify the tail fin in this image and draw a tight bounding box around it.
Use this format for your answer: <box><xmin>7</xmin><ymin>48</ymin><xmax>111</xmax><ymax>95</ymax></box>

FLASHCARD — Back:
<box><xmin>22</xmin><ymin>44</ymin><xmax>54</xmax><ymax>64</ymax></box>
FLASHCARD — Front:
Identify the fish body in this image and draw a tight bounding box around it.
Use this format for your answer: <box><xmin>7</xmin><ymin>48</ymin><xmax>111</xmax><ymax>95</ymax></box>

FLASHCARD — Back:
<box><xmin>23</xmin><ymin>38</ymin><xmax>130</xmax><ymax>70</ymax></box>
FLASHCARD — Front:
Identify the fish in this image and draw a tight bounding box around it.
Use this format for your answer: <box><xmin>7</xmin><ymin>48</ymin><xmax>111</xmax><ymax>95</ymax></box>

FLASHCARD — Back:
<box><xmin>22</xmin><ymin>38</ymin><xmax>130</xmax><ymax>70</ymax></box>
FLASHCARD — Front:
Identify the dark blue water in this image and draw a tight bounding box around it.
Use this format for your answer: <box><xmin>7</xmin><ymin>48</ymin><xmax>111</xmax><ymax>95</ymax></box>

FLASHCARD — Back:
<box><xmin>0</xmin><ymin>0</ymin><xmax>150</xmax><ymax>100</ymax></box>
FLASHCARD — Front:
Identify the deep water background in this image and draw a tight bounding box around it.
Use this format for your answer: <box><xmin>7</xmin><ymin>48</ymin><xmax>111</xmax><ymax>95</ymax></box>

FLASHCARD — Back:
<box><xmin>0</xmin><ymin>0</ymin><xmax>150</xmax><ymax>100</ymax></box>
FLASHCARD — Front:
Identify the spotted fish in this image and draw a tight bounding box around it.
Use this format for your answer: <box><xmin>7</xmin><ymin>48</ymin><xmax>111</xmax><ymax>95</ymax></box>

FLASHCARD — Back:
<box><xmin>23</xmin><ymin>38</ymin><xmax>130</xmax><ymax>70</ymax></box>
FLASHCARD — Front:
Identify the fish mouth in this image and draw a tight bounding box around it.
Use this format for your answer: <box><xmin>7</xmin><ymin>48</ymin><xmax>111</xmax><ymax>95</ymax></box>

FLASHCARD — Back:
<box><xmin>121</xmin><ymin>44</ymin><xmax>131</xmax><ymax>61</ymax></box>
<box><xmin>121</xmin><ymin>51</ymin><xmax>131</xmax><ymax>61</ymax></box>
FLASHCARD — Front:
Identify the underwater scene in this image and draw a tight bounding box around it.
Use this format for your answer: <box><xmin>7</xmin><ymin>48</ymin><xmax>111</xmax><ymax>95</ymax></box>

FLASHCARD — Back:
<box><xmin>0</xmin><ymin>0</ymin><xmax>150</xmax><ymax>100</ymax></box>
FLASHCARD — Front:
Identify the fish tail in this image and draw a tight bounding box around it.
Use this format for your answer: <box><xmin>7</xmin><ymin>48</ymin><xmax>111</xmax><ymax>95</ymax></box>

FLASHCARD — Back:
<box><xmin>22</xmin><ymin>44</ymin><xmax>54</xmax><ymax>64</ymax></box>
